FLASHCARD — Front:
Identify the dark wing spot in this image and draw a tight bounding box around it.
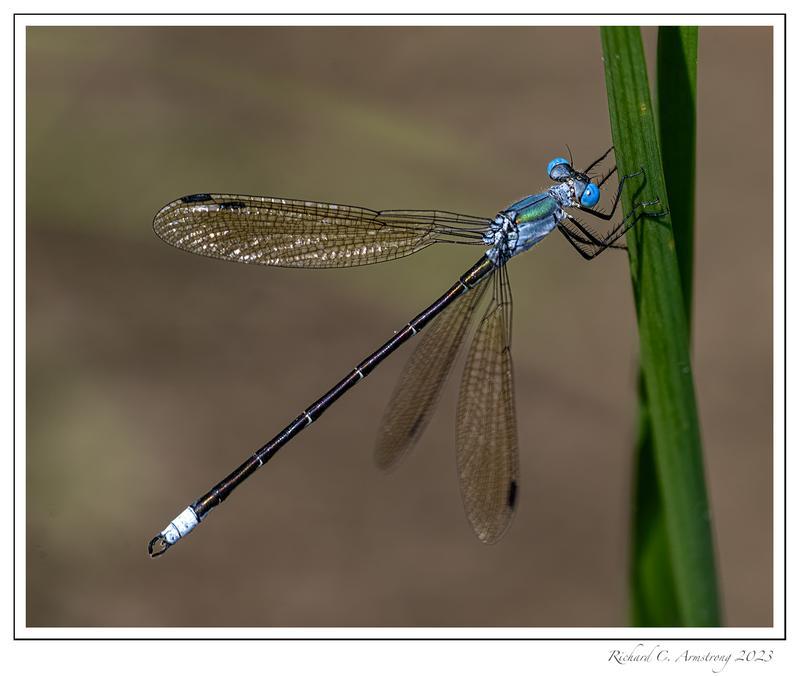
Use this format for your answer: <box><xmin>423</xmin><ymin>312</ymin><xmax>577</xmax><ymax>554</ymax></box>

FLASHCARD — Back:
<box><xmin>507</xmin><ymin>480</ymin><xmax>518</xmax><ymax>509</ymax></box>
<box><xmin>219</xmin><ymin>200</ymin><xmax>247</xmax><ymax>210</ymax></box>
<box><xmin>181</xmin><ymin>193</ymin><xmax>213</xmax><ymax>203</ymax></box>
<box><xmin>408</xmin><ymin>415</ymin><xmax>424</xmax><ymax>440</ymax></box>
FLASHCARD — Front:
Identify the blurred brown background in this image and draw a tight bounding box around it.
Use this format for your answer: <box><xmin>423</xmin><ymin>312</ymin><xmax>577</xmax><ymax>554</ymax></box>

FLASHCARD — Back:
<box><xmin>26</xmin><ymin>26</ymin><xmax>773</xmax><ymax>627</ymax></box>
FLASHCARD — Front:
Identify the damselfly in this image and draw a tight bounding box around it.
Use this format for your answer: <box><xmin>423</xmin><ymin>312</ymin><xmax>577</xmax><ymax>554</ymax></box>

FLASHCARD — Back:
<box><xmin>148</xmin><ymin>147</ymin><xmax>664</xmax><ymax>556</ymax></box>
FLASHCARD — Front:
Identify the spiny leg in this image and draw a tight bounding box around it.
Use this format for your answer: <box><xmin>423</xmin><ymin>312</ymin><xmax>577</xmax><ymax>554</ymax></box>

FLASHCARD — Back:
<box><xmin>581</xmin><ymin>146</ymin><xmax>615</xmax><ymax>174</ymax></box>
<box><xmin>569</xmin><ymin>197</ymin><xmax>663</xmax><ymax>248</ymax></box>
<box><xmin>559</xmin><ymin>201</ymin><xmax>666</xmax><ymax>261</ymax></box>
<box><xmin>581</xmin><ymin>147</ymin><xmax>633</xmax><ymax>208</ymax></box>
<box><xmin>596</xmin><ymin>165</ymin><xmax>617</xmax><ymax>189</ymax></box>
<box><xmin>580</xmin><ymin>167</ymin><xmax>647</xmax><ymax>221</ymax></box>
<box><xmin>558</xmin><ymin>225</ymin><xmax>603</xmax><ymax>260</ymax></box>
<box><xmin>562</xmin><ymin>227</ymin><xmax>628</xmax><ymax>251</ymax></box>
<box><xmin>599</xmin><ymin>198</ymin><xmax>665</xmax><ymax>246</ymax></box>
<box><xmin>558</xmin><ymin>225</ymin><xmax>628</xmax><ymax>261</ymax></box>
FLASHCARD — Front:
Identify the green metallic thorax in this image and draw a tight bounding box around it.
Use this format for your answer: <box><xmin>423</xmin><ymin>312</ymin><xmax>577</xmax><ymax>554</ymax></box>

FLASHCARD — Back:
<box><xmin>509</xmin><ymin>192</ymin><xmax>558</xmax><ymax>225</ymax></box>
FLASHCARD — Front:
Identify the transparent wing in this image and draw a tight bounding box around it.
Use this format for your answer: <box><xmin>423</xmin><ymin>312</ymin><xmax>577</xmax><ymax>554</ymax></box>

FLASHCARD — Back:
<box><xmin>375</xmin><ymin>275</ymin><xmax>491</xmax><ymax>470</ymax></box>
<box><xmin>153</xmin><ymin>193</ymin><xmax>490</xmax><ymax>269</ymax></box>
<box><xmin>455</xmin><ymin>266</ymin><xmax>519</xmax><ymax>543</ymax></box>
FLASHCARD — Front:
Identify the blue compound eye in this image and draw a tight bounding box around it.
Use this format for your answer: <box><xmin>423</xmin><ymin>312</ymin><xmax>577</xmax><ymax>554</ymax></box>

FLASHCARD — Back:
<box><xmin>580</xmin><ymin>183</ymin><xmax>601</xmax><ymax>208</ymax></box>
<box><xmin>547</xmin><ymin>157</ymin><xmax>571</xmax><ymax>180</ymax></box>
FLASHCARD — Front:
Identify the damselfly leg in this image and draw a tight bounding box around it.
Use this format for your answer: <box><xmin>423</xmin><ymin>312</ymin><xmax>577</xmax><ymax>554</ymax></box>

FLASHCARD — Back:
<box><xmin>558</xmin><ymin>198</ymin><xmax>666</xmax><ymax>260</ymax></box>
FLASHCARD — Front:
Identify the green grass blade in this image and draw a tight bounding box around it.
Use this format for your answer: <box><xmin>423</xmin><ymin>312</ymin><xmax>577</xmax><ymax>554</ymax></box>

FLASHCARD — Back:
<box><xmin>630</xmin><ymin>26</ymin><xmax>699</xmax><ymax>628</ymax></box>
<box><xmin>658</xmin><ymin>26</ymin><xmax>698</xmax><ymax>322</ymax></box>
<box><xmin>631</xmin><ymin>375</ymin><xmax>682</xmax><ymax>625</ymax></box>
<box><xmin>600</xmin><ymin>26</ymin><xmax>720</xmax><ymax>626</ymax></box>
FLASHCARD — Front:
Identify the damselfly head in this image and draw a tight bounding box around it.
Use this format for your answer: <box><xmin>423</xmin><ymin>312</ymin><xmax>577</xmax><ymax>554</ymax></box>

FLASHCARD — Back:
<box><xmin>548</xmin><ymin>157</ymin><xmax>601</xmax><ymax>209</ymax></box>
